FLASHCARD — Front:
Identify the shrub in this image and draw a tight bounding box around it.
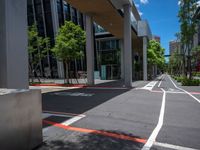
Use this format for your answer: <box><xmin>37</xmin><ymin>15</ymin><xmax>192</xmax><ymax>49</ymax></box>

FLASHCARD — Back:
<box><xmin>193</xmin><ymin>72</ymin><xmax>200</xmax><ymax>77</ymax></box>
<box><xmin>181</xmin><ymin>78</ymin><xmax>200</xmax><ymax>86</ymax></box>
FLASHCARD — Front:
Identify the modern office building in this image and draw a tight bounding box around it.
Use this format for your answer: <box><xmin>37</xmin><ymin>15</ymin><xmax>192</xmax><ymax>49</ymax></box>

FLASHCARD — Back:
<box><xmin>152</xmin><ymin>35</ymin><xmax>161</xmax><ymax>43</ymax></box>
<box><xmin>27</xmin><ymin>0</ymin><xmax>85</xmax><ymax>78</ymax></box>
<box><xmin>193</xmin><ymin>6</ymin><xmax>200</xmax><ymax>71</ymax></box>
<box><xmin>0</xmin><ymin>0</ymin><xmax>152</xmax><ymax>88</ymax></box>
<box><xmin>194</xmin><ymin>6</ymin><xmax>200</xmax><ymax>47</ymax></box>
<box><xmin>169</xmin><ymin>40</ymin><xmax>181</xmax><ymax>56</ymax></box>
<box><xmin>66</xmin><ymin>0</ymin><xmax>152</xmax><ymax>86</ymax></box>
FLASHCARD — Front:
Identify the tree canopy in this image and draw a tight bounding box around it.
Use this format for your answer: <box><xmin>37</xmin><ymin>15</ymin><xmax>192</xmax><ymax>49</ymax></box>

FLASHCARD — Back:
<box><xmin>52</xmin><ymin>21</ymin><xmax>86</xmax><ymax>83</ymax></box>
<box><xmin>147</xmin><ymin>40</ymin><xmax>165</xmax><ymax>69</ymax></box>
<box><xmin>178</xmin><ymin>0</ymin><xmax>200</xmax><ymax>78</ymax></box>
<box><xmin>52</xmin><ymin>21</ymin><xmax>86</xmax><ymax>63</ymax></box>
<box><xmin>28</xmin><ymin>24</ymin><xmax>50</xmax><ymax>81</ymax></box>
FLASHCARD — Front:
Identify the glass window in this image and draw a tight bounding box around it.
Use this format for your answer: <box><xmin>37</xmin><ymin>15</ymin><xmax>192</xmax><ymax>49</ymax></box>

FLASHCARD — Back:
<box><xmin>63</xmin><ymin>1</ymin><xmax>71</xmax><ymax>21</ymax></box>
<box><xmin>57</xmin><ymin>0</ymin><xmax>64</xmax><ymax>26</ymax></box>
<box><xmin>71</xmin><ymin>7</ymin><xmax>77</xmax><ymax>24</ymax></box>
<box><xmin>77</xmin><ymin>11</ymin><xmax>83</xmax><ymax>28</ymax></box>
<box><xmin>94</xmin><ymin>23</ymin><xmax>107</xmax><ymax>33</ymax></box>
<box><xmin>27</xmin><ymin>0</ymin><xmax>34</xmax><ymax>26</ymax></box>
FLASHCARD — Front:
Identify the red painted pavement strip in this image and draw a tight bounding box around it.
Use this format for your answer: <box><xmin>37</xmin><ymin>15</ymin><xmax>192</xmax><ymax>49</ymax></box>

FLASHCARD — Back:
<box><xmin>30</xmin><ymin>83</ymin><xmax>128</xmax><ymax>89</ymax></box>
<box><xmin>30</xmin><ymin>83</ymin><xmax>86</xmax><ymax>87</ymax></box>
<box><xmin>43</xmin><ymin>120</ymin><xmax>147</xmax><ymax>144</ymax></box>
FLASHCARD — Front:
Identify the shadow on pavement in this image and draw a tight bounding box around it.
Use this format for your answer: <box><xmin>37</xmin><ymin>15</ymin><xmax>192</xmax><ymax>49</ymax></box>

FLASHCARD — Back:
<box><xmin>94</xmin><ymin>80</ymin><xmax>125</xmax><ymax>87</ymax></box>
<box><xmin>38</xmin><ymin>130</ymin><xmax>144</xmax><ymax>150</ymax></box>
<box><xmin>42</xmin><ymin>87</ymin><xmax>130</xmax><ymax>115</ymax></box>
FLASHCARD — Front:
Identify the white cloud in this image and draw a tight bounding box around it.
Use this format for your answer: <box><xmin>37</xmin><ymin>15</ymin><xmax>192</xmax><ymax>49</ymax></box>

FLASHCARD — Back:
<box><xmin>178</xmin><ymin>0</ymin><xmax>181</xmax><ymax>6</ymax></box>
<box><xmin>140</xmin><ymin>0</ymin><xmax>149</xmax><ymax>4</ymax></box>
<box><xmin>139</xmin><ymin>11</ymin><xmax>143</xmax><ymax>16</ymax></box>
<box><xmin>197</xmin><ymin>0</ymin><xmax>200</xmax><ymax>7</ymax></box>
<box><xmin>135</xmin><ymin>3</ymin><xmax>140</xmax><ymax>8</ymax></box>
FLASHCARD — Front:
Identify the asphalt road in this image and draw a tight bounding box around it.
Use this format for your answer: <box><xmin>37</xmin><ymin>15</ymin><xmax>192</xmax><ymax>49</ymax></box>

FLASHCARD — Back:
<box><xmin>38</xmin><ymin>74</ymin><xmax>200</xmax><ymax>150</ymax></box>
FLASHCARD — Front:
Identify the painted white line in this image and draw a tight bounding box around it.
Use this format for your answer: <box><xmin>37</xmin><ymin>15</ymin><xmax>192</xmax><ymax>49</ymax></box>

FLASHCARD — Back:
<box><xmin>43</xmin><ymin>113</ymin><xmax>86</xmax><ymax>132</ymax></box>
<box><xmin>141</xmin><ymin>81</ymin><xmax>158</xmax><ymax>91</ymax></box>
<box><xmin>154</xmin><ymin>142</ymin><xmax>198</xmax><ymax>150</ymax></box>
<box><xmin>142</xmin><ymin>88</ymin><xmax>166</xmax><ymax>150</ymax></box>
<box><xmin>168</xmin><ymin>75</ymin><xmax>200</xmax><ymax>103</ymax></box>
<box><xmin>158</xmin><ymin>75</ymin><xmax>164</xmax><ymax>87</ymax></box>
<box><xmin>61</xmin><ymin>115</ymin><xmax>85</xmax><ymax>126</ymax></box>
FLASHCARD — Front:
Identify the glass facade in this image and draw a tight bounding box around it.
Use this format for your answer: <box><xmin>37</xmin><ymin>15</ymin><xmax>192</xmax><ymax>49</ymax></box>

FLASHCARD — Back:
<box><xmin>94</xmin><ymin>23</ymin><xmax>107</xmax><ymax>33</ymax></box>
<box><xmin>63</xmin><ymin>1</ymin><xmax>71</xmax><ymax>21</ymax></box>
<box><xmin>27</xmin><ymin>0</ymin><xmax>85</xmax><ymax>78</ymax></box>
<box><xmin>96</xmin><ymin>39</ymin><xmax>120</xmax><ymax>79</ymax></box>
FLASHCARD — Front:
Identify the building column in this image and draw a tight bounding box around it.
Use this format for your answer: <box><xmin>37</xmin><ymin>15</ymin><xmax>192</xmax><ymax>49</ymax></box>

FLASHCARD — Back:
<box><xmin>143</xmin><ymin>37</ymin><xmax>148</xmax><ymax>81</ymax></box>
<box><xmin>120</xmin><ymin>40</ymin><xmax>124</xmax><ymax>79</ymax></box>
<box><xmin>0</xmin><ymin>0</ymin><xmax>28</xmax><ymax>89</ymax></box>
<box><xmin>50</xmin><ymin>0</ymin><xmax>64</xmax><ymax>78</ymax></box>
<box><xmin>123</xmin><ymin>4</ymin><xmax>132</xmax><ymax>87</ymax></box>
<box><xmin>86</xmin><ymin>15</ymin><xmax>94</xmax><ymax>85</ymax></box>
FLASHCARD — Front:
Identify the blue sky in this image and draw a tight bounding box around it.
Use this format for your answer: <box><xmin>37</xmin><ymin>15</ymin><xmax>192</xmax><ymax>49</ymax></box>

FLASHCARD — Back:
<box><xmin>134</xmin><ymin>0</ymin><xmax>180</xmax><ymax>55</ymax></box>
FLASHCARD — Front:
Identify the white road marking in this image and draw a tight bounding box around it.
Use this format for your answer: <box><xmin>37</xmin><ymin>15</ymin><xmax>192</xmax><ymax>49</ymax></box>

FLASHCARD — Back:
<box><xmin>61</xmin><ymin>115</ymin><xmax>85</xmax><ymax>126</ymax></box>
<box><xmin>158</xmin><ymin>75</ymin><xmax>163</xmax><ymax>87</ymax></box>
<box><xmin>141</xmin><ymin>81</ymin><xmax>158</xmax><ymax>91</ymax></box>
<box><xmin>154</xmin><ymin>141</ymin><xmax>198</xmax><ymax>150</ymax></box>
<box><xmin>168</xmin><ymin>75</ymin><xmax>200</xmax><ymax>103</ymax></box>
<box><xmin>142</xmin><ymin>88</ymin><xmax>166</xmax><ymax>150</ymax></box>
<box><xmin>43</xmin><ymin>112</ymin><xmax>86</xmax><ymax>132</ymax></box>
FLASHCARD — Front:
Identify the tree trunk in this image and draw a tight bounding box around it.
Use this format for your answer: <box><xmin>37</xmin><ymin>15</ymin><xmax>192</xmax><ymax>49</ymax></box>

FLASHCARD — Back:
<box><xmin>65</xmin><ymin>61</ymin><xmax>69</xmax><ymax>84</ymax></box>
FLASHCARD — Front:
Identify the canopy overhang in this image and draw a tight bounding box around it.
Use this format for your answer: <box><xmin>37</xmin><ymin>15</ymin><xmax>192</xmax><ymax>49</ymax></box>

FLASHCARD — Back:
<box><xmin>66</xmin><ymin>0</ymin><xmax>140</xmax><ymax>39</ymax></box>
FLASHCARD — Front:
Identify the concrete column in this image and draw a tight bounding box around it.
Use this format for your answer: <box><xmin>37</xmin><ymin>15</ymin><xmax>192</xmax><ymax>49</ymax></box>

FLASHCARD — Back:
<box><xmin>0</xmin><ymin>0</ymin><xmax>28</xmax><ymax>89</ymax></box>
<box><xmin>143</xmin><ymin>37</ymin><xmax>148</xmax><ymax>81</ymax></box>
<box><xmin>123</xmin><ymin>4</ymin><xmax>132</xmax><ymax>87</ymax></box>
<box><xmin>120</xmin><ymin>40</ymin><xmax>124</xmax><ymax>79</ymax></box>
<box><xmin>50</xmin><ymin>0</ymin><xmax>64</xmax><ymax>78</ymax></box>
<box><xmin>86</xmin><ymin>15</ymin><xmax>94</xmax><ymax>85</ymax></box>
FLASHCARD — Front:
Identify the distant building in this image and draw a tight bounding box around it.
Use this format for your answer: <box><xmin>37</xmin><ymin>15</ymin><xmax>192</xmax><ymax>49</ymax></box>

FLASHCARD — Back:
<box><xmin>152</xmin><ymin>35</ymin><xmax>160</xmax><ymax>43</ymax></box>
<box><xmin>193</xmin><ymin>6</ymin><xmax>200</xmax><ymax>71</ymax></box>
<box><xmin>193</xmin><ymin>6</ymin><xmax>200</xmax><ymax>47</ymax></box>
<box><xmin>169</xmin><ymin>40</ymin><xmax>181</xmax><ymax>56</ymax></box>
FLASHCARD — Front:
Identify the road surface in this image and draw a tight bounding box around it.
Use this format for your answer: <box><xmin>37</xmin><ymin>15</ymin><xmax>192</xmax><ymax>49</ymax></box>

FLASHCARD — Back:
<box><xmin>39</xmin><ymin>74</ymin><xmax>200</xmax><ymax>150</ymax></box>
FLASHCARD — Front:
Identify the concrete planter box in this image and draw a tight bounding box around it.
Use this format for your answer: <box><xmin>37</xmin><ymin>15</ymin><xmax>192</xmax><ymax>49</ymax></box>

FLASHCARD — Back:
<box><xmin>0</xmin><ymin>89</ymin><xmax>42</xmax><ymax>150</ymax></box>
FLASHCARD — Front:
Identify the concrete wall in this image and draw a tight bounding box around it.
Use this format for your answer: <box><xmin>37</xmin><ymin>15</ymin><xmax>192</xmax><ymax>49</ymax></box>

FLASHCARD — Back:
<box><xmin>0</xmin><ymin>89</ymin><xmax>42</xmax><ymax>150</ymax></box>
<box><xmin>0</xmin><ymin>0</ymin><xmax>28</xmax><ymax>89</ymax></box>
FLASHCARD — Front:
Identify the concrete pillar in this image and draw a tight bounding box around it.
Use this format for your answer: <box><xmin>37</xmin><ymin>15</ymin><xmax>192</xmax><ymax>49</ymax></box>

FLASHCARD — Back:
<box><xmin>86</xmin><ymin>15</ymin><xmax>94</xmax><ymax>85</ymax></box>
<box><xmin>120</xmin><ymin>40</ymin><xmax>124</xmax><ymax>79</ymax></box>
<box><xmin>123</xmin><ymin>4</ymin><xmax>132</xmax><ymax>87</ymax></box>
<box><xmin>0</xmin><ymin>0</ymin><xmax>28</xmax><ymax>89</ymax></box>
<box><xmin>143</xmin><ymin>37</ymin><xmax>148</xmax><ymax>81</ymax></box>
<box><xmin>50</xmin><ymin>0</ymin><xmax>64</xmax><ymax>78</ymax></box>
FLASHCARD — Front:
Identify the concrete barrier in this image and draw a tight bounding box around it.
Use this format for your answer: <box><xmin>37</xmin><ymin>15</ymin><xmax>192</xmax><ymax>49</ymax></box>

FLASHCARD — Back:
<box><xmin>0</xmin><ymin>89</ymin><xmax>42</xmax><ymax>150</ymax></box>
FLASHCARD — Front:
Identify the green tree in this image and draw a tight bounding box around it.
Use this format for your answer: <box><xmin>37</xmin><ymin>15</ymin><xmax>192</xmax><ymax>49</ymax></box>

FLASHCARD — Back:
<box><xmin>147</xmin><ymin>40</ymin><xmax>165</xmax><ymax>78</ymax></box>
<box><xmin>28</xmin><ymin>24</ymin><xmax>50</xmax><ymax>82</ymax></box>
<box><xmin>169</xmin><ymin>49</ymin><xmax>183</xmax><ymax>75</ymax></box>
<box><xmin>52</xmin><ymin>21</ymin><xmax>86</xmax><ymax>83</ymax></box>
<box><xmin>178</xmin><ymin>0</ymin><xmax>199</xmax><ymax>78</ymax></box>
<box><xmin>192</xmin><ymin>46</ymin><xmax>200</xmax><ymax>71</ymax></box>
